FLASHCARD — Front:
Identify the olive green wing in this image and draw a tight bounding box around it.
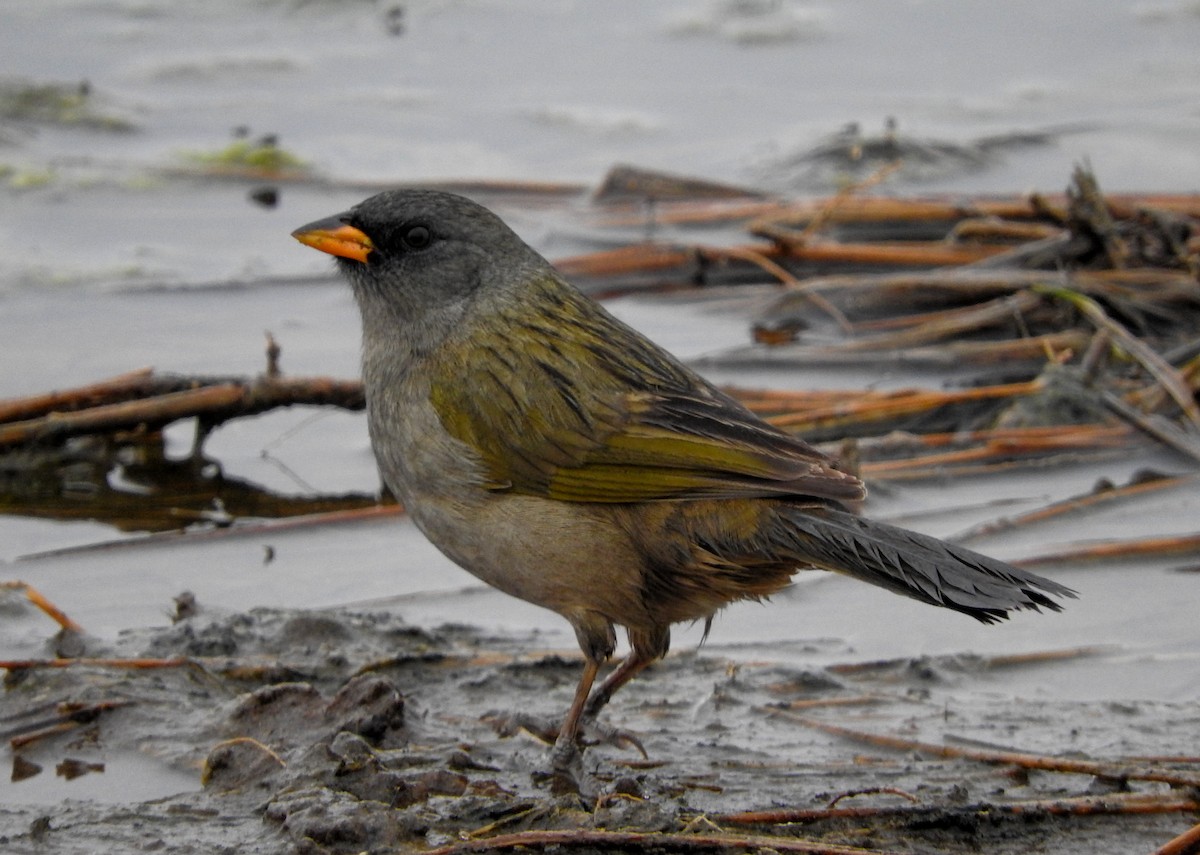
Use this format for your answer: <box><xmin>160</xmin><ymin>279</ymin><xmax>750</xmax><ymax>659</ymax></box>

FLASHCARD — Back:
<box><xmin>427</xmin><ymin>284</ymin><xmax>863</xmax><ymax>504</ymax></box>
<box><xmin>556</xmin><ymin>388</ymin><xmax>866</xmax><ymax>501</ymax></box>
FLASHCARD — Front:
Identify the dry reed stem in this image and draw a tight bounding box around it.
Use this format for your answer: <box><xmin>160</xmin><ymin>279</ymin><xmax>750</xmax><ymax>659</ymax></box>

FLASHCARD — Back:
<box><xmin>1018</xmin><ymin>532</ymin><xmax>1200</xmax><ymax>567</ymax></box>
<box><xmin>769</xmin><ymin>710</ymin><xmax>1200</xmax><ymax>788</ymax></box>
<box><xmin>745</xmin><ymin>193</ymin><xmax>1200</xmax><ymax>231</ymax></box>
<box><xmin>1101</xmin><ymin>391</ymin><xmax>1200</xmax><ymax>464</ymax></box>
<box><xmin>859</xmin><ymin>424</ymin><xmax>1134</xmax><ymax>477</ymax></box>
<box><xmin>1154</xmin><ymin>819</ymin><xmax>1200</xmax><ymax>855</ymax></box>
<box><xmin>0</xmin><ymin>375</ymin><xmax>364</xmax><ymax>447</ymax></box>
<box><xmin>716</xmin><ymin>792</ymin><xmax>1200</xmax><ymax>828</ymax></box>
<box><xmin>715</xmin><ymin>331</ymin><xmax>1090</xmax><ymax>369</ymax></box>
<box><xmin>0</xmin><ymin>656</ymin><xmax>195</xmax><ymax>671</ymax></box>
<box><xmin>15</xmin><ymin>504</ymin><xmax>403</xmax><ymax>563</ymax></box>
<box><xmin>0</xmin><ymin>367</ymin><xmax>156</xmax><ymax>423</ymax></box>
<box><xmin>553</xmin><ymin>242</ymin><xmax>706</xmax><ymax>279</ymax></box>
<box><xmin>1035</xmin><ymin>284</ymin><xmax>1200</xmax><ymax>429</ymax></box>
<box><xmin>9</xmin><ymin>722</ymin><xmax>81</xmax><ymax>749</ymax></box>
<box><xmin>825</xmin><ymin>646</ymin><xmax>1104</xmax><ymax>676</ymax></box>
<box><xmin>755</xmin><ymin>161</ymin><xmax>903</xmax><ymax>244</ymax></box>
<box><xmin>765</xmin><ymin>381</ymin><xmax>1039</xmax><ymax>430</ymax></box>
<box><xmin>948</xmin><ymin>217</ymin><xmax>1064</xmax><ymax>243</ymax></box>
<box><xmin>427</xmin><ymin>828</ymin><xmax>904</xmax><ymax>855</ymax></box>
<box><xmin>700</xmin><ymin>244</ymin><xmax>854</xmax><ymax>332</ymax></box>
<box><xmin>3</xmin><ymin>699</ymin><xmax>132</xmax><ymax>749</ymax></box>
<box><xmin>834</xmin><ymin>291</ymin><xmax>1043</xmax><ymax>351</ymax></box>
<box><xmin>776</xmin><ymin>240</ymin><xmax>1009</xmax><ymax>268</ymax></box>
<box><xmin>781</xmin><ymin>695</ymin><xmax>889</xmax><ymax>710</ymax></box>
<box><xmin>848</xmin><ymin>294</ymin><xmax>1038</xmax><ymax>334</ymax></box>
<box><xmin>949</xmin><ymin>473</ymin><xmax>1197</xmax><ymax>543</ymax></box>
<box><xmin>0</xmin><ymin>581</ymin><xmax>84</xmax><ymax>632</ymax></box>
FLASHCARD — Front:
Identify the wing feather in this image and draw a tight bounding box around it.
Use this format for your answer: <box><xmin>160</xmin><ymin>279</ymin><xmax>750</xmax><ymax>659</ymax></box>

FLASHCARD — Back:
<box><xmin>428</xmin><ymin>272</ymin><xmax>865</xmax><ymax>504</ymax></box>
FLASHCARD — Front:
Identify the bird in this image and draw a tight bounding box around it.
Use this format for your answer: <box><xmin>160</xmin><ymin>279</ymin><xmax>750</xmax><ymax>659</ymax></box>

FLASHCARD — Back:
<box><xmin>291</xmin><ymin>189</ymin><xmax>1075</xmax><ymax>781</ymax></box>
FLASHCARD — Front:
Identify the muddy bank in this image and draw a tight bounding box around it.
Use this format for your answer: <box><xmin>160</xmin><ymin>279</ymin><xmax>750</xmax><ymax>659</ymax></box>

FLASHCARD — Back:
<box><xmin>2</xmin><ymin>603</ymin><xmax>1196</xmax><ymax>854</ymax></box>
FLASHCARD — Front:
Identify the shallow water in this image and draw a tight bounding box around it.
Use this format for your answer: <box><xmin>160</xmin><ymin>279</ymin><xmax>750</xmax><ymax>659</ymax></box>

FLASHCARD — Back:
<box><xmin>1</xmin><ymin>1</ymin><xmax>1199</xmax><ymax>841</ymax></box>
<box><xmin>3</xmin><ymin>1</ymin><xmax>1200</xmax><ymax>293</ymax></box>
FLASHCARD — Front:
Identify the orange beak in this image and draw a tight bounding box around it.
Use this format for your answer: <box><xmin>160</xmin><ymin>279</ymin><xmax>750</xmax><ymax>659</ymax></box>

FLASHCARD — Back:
<box><xmin>291</xmin><ymin>215</ymin><xmax>374</xmax><ymax>263</ymax></box>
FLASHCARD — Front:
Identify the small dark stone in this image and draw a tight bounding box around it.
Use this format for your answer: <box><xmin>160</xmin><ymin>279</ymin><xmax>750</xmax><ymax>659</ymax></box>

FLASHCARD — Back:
<box><xmin>249</xmin><ymin>186</ymin><xmax>278</xmax><ymax>209</ymax></box>
<box><xmin>611</xmin><ymin>775</ymin><xmax>643</xmax><ymax>798</ymax></box>
<box><xmin>415</xmin><ymin>768</ymin><xmax>468</xmax><ymax>797</ymax></box>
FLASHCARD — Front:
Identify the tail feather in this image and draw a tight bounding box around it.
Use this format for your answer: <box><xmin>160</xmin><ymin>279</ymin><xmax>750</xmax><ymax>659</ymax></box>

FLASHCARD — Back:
<box><xmin>780</xmin><ymin>506</ymin><xmax>1076</xmax><ymax>623</ymax></box>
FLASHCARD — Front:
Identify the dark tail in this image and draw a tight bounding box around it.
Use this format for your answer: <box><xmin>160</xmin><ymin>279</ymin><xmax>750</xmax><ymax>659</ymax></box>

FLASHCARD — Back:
<box><xmin>781</xmin><ymin>506</ymin><xmax>1076</xmax><ymax>623</ymax></box>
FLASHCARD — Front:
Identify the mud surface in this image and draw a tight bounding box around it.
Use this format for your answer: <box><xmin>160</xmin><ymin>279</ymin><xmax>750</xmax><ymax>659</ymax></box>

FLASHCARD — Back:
<box><xmin>2</xmin><ymin>603</ymin><xmax>1195</xmax><ymax>854</ymax></box>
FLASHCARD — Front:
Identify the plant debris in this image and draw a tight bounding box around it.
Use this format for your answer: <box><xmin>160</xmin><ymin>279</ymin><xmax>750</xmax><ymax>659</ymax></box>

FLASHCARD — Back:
<box><xmin>179</xmin><ymin>130</ymin><xmax>310</xmax><ymax>180</ymax></box>
<box><xmin>0</xmin><ymin>78</ymin><xmax>136</xmax><ymax>132</ymax></box>
<box><xmin>1</xmin><ymin>165</ymin><xmax>1197</xmax><ymax>556</ymax></box>
<box><xmin>2</xmin><ymin>607</ymin><xmax>1197</xmax><ymax>853</ymax></box>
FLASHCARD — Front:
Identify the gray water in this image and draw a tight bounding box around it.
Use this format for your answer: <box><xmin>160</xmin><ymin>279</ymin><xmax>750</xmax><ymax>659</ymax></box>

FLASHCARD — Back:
<box><xmin>1</xmin><ymin>0</ymin><xmax>1198</xmax><ymax>294</ymax></box>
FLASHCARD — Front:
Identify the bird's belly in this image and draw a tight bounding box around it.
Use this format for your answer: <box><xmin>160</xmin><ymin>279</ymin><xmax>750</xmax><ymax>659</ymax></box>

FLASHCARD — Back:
<box><xmin>365</xmin><ymin>386</ymin><xmax>649</xmax><ymax>626</ymax></box>
<box><xmin>406</xmin><ymin>492</ymin><xmax>650</xmax><ymax>626</ymax></box>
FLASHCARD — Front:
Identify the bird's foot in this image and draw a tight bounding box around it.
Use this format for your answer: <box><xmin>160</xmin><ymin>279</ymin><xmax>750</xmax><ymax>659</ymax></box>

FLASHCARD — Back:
<box><xmin>538</xmin><ymin>736</ymin><xmax>592</xmax><ymax>797</ymax></box>
<box><xmin>483</xmin><ymin>711</ymin><xmax>646</xmax><ymax>758</ymax></box>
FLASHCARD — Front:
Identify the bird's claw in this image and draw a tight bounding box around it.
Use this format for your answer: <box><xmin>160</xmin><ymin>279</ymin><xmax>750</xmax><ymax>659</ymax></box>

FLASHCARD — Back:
<box><xmin>583</xmin><ymin>720</ymin><xmax>648</xmax><ymax>759</ymax></box>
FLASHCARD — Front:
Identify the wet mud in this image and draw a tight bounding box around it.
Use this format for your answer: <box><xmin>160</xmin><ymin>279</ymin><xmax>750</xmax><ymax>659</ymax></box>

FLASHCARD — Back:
<box><xmin>2</xmin><ymin>603</ymin><xmax>1195</xmax><ymax>854</ymax></box>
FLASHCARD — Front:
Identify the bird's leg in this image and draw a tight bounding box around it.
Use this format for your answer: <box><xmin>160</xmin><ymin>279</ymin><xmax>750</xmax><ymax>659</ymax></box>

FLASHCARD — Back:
<box><xmin>551</xmin><ymin>658</ymin><xmax>600</xmax><ymax>768</ymax></box>
<box><xmin>579</xmin><ymin>626</ymin><xmax>667</xmax><ymax>756</ymax></box>
<box><xmin>583</xmin><ymin>652</ymin><xmax>653</xmax><ymax>720</ymax></box>
<box><xmin>586</xmin><ymin>624</ymin><xmax>669</xmax><ymax>720</ymax></box>
<box><xmin>549</xmin><ymin>615</ymin><xmax>615</xmax><ymax>780</ymax></box>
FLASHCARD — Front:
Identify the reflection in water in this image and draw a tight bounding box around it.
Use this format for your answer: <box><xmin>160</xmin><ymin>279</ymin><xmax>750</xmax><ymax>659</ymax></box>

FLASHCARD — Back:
<box><xmin>0</xmin><ymin>427</ymin><xmax>380</xmax><ymax>534</ymax></box>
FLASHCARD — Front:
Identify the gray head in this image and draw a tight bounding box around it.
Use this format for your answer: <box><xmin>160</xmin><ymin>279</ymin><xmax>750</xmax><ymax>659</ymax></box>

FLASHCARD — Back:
<box><xmin>293</xmin><ymin>189</ymin><xmax>547</xmax><ymax>327</ymax></box>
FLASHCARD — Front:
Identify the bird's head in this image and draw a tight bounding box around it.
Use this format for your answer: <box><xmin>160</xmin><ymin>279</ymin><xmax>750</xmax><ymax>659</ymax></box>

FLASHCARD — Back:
<box><xmin>292</xmin><ymin>189</ymin><xmax>543</xmax><ymax>327</ymax></box>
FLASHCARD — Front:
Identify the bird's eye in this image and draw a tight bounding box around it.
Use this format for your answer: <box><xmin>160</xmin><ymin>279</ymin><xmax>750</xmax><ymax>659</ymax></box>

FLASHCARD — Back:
<box><xmin>400</xmin><ymin>224</ymin><xmax>432</xmax><ymax>250</ymax></box>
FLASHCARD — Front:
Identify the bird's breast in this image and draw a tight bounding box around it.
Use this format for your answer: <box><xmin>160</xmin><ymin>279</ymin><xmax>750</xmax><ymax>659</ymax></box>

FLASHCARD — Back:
<box><xmin>359</xmin><ymin>358</ymin><xmax>658</xmax><ymax>628</ymax></box>
<box><xmin>363</xmin><ymin>368</ymin><xmax>491</xmax><ymax>506</ymax></box>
